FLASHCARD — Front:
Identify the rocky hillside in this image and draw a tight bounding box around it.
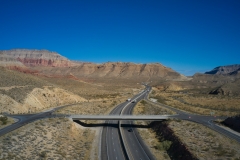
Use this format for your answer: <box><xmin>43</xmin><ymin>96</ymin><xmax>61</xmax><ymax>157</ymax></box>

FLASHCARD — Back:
<box><xmin>205</xmin><ymin>64</ymin><xmax>240</xmax><ymax>75</ymax></box>
<box><xmin>209</xmin><ymin>79</ymin><xmax>240</xmax><ymax>96</ymax></box>
<box><xmin>0</xmin><ymin>67</ymin><xmax>86</xmax><ymax>114</ymax></box>
<box><xmin>39</xmin><ymin>62</ymin><xmax>186</xmax><ymax>81</ymax></box>
<box><xmin>0</xmin><ymin>49</ymin><xmax>74</xmax><ymax>67</ymax></box>
<box><xmin>0</xmin><ymin>49</ymin><xmax>186</xmax><ymax>82</ymax></box>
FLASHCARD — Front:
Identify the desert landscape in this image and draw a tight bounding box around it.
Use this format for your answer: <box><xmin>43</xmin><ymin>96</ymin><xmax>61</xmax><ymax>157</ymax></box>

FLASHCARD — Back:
<box><xmin>133</xmin><ymin>100</ymin><xmax>240</xmax><ymax>160</ymax></box>
<box><xmin>2</xmin><ymin>0</ymin><xmax>240</xmax><ymax>159</ymax></box>
<box><xmin>0</xmin><ymin>49</ymin><xmax>239</xmax><ymax>160</ymax></box>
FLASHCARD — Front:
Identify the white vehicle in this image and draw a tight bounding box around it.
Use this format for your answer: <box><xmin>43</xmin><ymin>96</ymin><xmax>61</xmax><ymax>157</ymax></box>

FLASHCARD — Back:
<box><xmin>131</xmin><ymin>99</ymin><xmax>136</xmax><ymax>103</ymax></box>
<box><xmin>127</xmin><ymin>98</ymin><xmax>131</xmax><ymax>102</ymax></box>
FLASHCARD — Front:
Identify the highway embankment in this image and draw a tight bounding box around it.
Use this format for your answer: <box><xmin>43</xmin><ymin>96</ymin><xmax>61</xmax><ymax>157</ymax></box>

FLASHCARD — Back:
<box><xmin>149</xmin><ymin>121</ymin><xmax>198</xmax><ymax>160</ymax></box>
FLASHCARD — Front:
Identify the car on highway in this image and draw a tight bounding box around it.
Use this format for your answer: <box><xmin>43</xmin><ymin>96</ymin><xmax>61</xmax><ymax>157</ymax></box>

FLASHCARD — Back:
<box><xmin>128</xmin><ymin>128</ymin><xmax>133</xmax><ymax>132</ymax></box>
<box><xmin>127</xmin><ymin>98</ymin><xmax>131</xmax><ymax>101</ymax></box>
<box><xmin>131</xmin><ymin>100</ymin><xmax>136</xmax><ymax>103</ymax></box>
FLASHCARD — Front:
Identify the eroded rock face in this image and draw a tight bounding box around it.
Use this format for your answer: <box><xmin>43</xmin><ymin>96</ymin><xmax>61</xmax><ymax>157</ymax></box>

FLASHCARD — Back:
<box><xmin>0</xmin><ymin>49</ymin><xmax>73</xmax><ymax>67</ymax></box>
<box><xmin>205</xmin><ymin>64</ymin><xmax>240</xmax><ymax>75</ymax></box>
<box><xmin>39</xmin><ymin>62</ymin><xmax>185</xmax><ymax>80</ymax></box>
<box><xmin>0</xmin><ymin>49</ymin><xmax>187</xmax><ymax>81</ymax></box>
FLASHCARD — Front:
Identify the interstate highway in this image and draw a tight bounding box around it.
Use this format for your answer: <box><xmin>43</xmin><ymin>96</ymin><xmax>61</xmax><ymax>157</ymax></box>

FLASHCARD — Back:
<box><xmin>120</xmin><ymin>88</ymin><xmax>155</xmax><ymax>160</ymax></box>
<box><xmin>101</xmin><ymin>88</ymin><xmax>155</xmax><ymax>160</ymax></box>
<box><xmin>101</xmin><ymin>100</ymin><xmax>130</xmax><ymax>160</ymax></box>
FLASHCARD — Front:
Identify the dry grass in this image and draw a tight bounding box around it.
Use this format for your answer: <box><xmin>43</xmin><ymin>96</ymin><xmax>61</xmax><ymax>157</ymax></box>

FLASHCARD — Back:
<box><xmin>0</xmin><ymin>116</ymin><xmax>15</xmax><ymax>129</ymax></box>
<box><xmin>0</xmin><ymin>67</ymin><xmax>50</xmax><ymax>103</ymax></box>
<box><xmin>137</xmin><ymin>127</ymin><xmax>171</xmax><ymax>160</ymax></box>
<box><xmin>0</xmin><ymin>118</ymin><xmax>97</xmax><ymax>160</ymax></box>
<box><xmin>133</xmin><ymin>96</ymin><xmax>240</xmax><ymax>160</ymax></box>
<box><xmin>42</xmin><ymin>76</ymin><xmax>144</xmax><ymax>100</ymax></box>
<box><xmin>133</xmin><ymin>100</ymin><xmax>175</xmax><ymax>115</ymax></box>
<box><xmin>150</xmin><ymin>88</ymin><xmax>240</xmax><ymax>116</ymax></box>
<box><xmin>169</xmin><ymin>120</ymin><xmax>240</xmax><ymax>160</ymax></box>
<box><xmin>55</xmin><ymin>95</ymin><xmax>135</xmax><ymax>116</ymax></box>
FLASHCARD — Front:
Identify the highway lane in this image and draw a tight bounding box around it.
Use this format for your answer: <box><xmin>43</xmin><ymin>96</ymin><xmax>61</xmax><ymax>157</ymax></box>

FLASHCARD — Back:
<box><xmin>121</xmin><ymin>88</ymin><xmax>155</xmax><ymax>160</ymax></box>
<box><xmin>101</xmin><ymin>102</ymin><xmax>127</xmax><ymax>160</ymax></box>
<box><xmin>102</xmin><ymin>87</ymin><xmax>155</xmax><ymax>160</ymax></box>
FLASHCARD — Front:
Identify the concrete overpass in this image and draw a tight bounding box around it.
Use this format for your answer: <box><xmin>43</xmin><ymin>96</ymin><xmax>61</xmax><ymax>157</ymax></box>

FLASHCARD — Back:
<box><xmin>70</xmin><ymin>115</ymin><xmax>174</xmax><ymax>120</ymax></box>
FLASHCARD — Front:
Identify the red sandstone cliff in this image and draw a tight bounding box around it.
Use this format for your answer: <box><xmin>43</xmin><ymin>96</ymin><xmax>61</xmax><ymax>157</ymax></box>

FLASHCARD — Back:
<box><xmin>0</xmin><ymin>49</ymin><xmax>74</xmax><ymax>67</ymax></box>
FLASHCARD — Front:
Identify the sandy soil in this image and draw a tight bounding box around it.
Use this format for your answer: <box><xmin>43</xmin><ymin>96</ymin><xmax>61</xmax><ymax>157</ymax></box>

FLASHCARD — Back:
<box><xmin>0</xmin><ymin>87</ymin><xmax>86</xmax><ymax>114</ymax></box>
<box><xmin>0</xmin><ymin>117</ymin><xmax>97</xmax><ymax>160</ymax></box>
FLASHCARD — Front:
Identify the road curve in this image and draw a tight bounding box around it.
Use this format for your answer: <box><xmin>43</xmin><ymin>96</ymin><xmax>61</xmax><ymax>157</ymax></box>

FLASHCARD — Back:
<box><xmin>0</xmin><ymin>103</ymin><xmax>78</xmax><ymax>137</ymax></box>
<box><xmin>145</xmin><ymin>93</ymin><xmax>240</xmax><ymax>143</ymax></box>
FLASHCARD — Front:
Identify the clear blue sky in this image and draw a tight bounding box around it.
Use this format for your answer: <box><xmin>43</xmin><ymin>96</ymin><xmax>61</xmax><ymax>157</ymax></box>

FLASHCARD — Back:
<box><xmin>1</xmin><ymin>0</ymin><xmax>240</xmax><ymax>76</ymax></box>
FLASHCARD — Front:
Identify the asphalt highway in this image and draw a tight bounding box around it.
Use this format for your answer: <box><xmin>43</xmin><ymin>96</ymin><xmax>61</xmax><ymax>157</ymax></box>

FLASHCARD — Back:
<box><xmin>101</xmin><ymin>87</ymin><xmax>156</xmax><ymax>160</ymax></box>
<box><xmin>120</xmin><ymin>87</ymin><xmax>155</xmax><ymax>160</ymax></box>
<box><xmin>101</xmin><ymin>102</ymin><xmax>128</xmax><ymax>160</ymax></box>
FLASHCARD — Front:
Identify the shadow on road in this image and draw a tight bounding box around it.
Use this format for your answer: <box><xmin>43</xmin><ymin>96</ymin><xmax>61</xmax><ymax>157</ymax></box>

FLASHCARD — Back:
<box><xmin>73</xmin><ymin>120</ymin><xmax>160</xmax><ymax>128</ymax></box>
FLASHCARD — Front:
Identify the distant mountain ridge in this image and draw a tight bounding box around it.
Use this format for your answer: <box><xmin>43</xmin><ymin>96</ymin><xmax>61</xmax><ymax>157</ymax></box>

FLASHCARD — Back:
<box><xmin>205</xmin><ymin>64</ymin><xmax>240</xmax><ymax>75</ymax></box>
<box><xmin>39</xmin><ymin>62</ymin><xmax>186</xmax><ymax>80</ymax></box>
<box><xmin>0</xmin><ymin>49</ymin><xmax>187</xmax><ymax>81</ymax></box>
<box><xmin>0</xmin><ymin>49</ymin><xmax>74</xmax><ymax>67</ymax></box>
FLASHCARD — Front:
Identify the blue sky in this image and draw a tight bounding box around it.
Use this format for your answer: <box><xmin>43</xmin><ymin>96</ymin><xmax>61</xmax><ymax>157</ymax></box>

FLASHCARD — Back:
<box><xmin>0</xmin><ymin>0</ymin><xmax>240</xmax><ymax>76</ymax></box>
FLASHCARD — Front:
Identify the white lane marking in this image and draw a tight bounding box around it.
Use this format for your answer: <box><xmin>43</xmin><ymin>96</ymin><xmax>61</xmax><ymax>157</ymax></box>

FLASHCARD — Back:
<box><xmin>105</xmin><ymin>98</ymin><xmax>129</xmax><ymax>160</ymax></box>
<box><xmin>208</xmin><ymin>120</ymin><xmax>212</xmax><ymax>126</ymax></box>
<box><xmin>106</xmin><ymin>121</ymin><xmax>110</xmax><ymax>160</ymax></box>
<box><xmin>119</xmin><ymin>89</ymin><xmax>148</xmax><ymax>160</ymax></box>
<box><xmin>121</xmin><ymin>89</ymin><xmax>151</xmax><ymax>160</ymax></box>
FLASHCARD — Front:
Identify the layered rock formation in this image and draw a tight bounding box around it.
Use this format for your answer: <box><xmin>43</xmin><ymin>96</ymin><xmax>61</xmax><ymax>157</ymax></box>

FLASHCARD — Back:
<box><xmin>0</xmin><ymin>49</ymin><xmax>74</xmax><ymax>67</ymax></box>
<box><xmin>0</xmin><ymin>49</ymin><xmax>187</xmax><ymax>82</ymax></box>
<box><xmin>39</xmin><ymin>62</ymin><xmax>185</xmax><ymax>81</ymax></box>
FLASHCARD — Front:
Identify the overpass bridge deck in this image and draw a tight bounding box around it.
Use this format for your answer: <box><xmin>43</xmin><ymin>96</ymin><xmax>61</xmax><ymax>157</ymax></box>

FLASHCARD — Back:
<box><xmin>70</xmin><ymin>115</ymin><xmax>174</xmax><ymax>120</ymax></box>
